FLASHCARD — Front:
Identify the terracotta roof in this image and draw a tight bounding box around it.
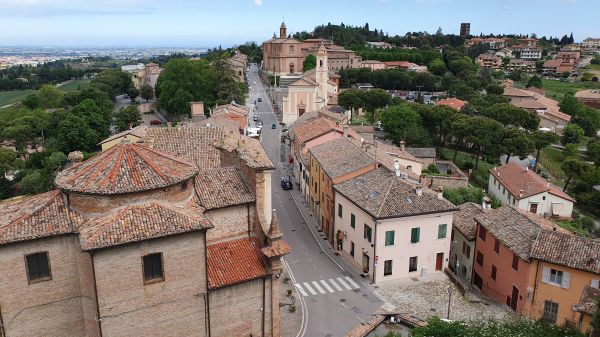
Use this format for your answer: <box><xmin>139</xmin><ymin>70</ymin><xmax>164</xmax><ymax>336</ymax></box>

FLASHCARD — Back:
<box><xmin>55</xmin><ymin>143</ymin><xmax>198</xmax><ymax>195</ymax></box>
<box><xmin>503</xmin><ymin>87</ymin><xmax>534</xmax><ymax>98</ymax></box>
<box><xmin>145</xmin><ymin>126</ymin><xmax>227</xmax><ymax>171</ymax></box>
<box><xmin>575</xmin><ymin>89</ymin><xmax>600</xmax><ymax>100</ymax></box>
<box><xmin>262</xmin><ymin>209</ymin><xmax>290</xmax><ymax>258</ymax></box>
<box><xmin>211</xmin><ymin>103</ymin><xmax>249</xmax><ymax>131</ymax></box>
<box><xmin>204</xmin><ymin>115</ymin><xmax>241</xmax><ymax>134</ymax></box>
<box><xmin>349</xmin><ymin>125</ymin><xmax>374</xmax><ymax>133</ymax></box>
<box><xmin>98</xmin><ymin>125</ymin><xmax>148</xmax><ymax>145</ymax></box>
<box><xmin>334</xmin><ymin>167</ymin><xmax>457</xmax><ymax>219</ymax></box>
<box><xmin>406</xmin><ymin>147</ymin><xmax>436</xmax><ymax>158</ymax></box>
<box><xmin>79</xmin><ymin>201</ymin><xmax>212</xmax><ymax>251</ymax></box>
<box><xmin>436</xmin><ymin>98</ymin><xmax>466</xmax><ymax>111</ymax></box>
<box><xmin>511</xmin><ymin>98</ymin><xmax>546</xmax><ymax>110</ymax></box>
<box><xmin>368</xmin><ymin>141</ymin><xmax>421</xmax><ymax>177</ymax></box>
<box><xmin>291</xmin><ymin>116</ymin><xmax>339</xmax><ymax>144</ymax></box>
<box><xmin>0</xmin><ymin>190</ymin><xmax>84</xmax><ymax>246</ymax></box>
<box><xmin>195</xmin><ymin>167</ymin><xmax>255</xmax><ymax>210</ymax></box>
<box><xmin>489</xmin><ymin>162</ymin><xmax>575</xmax><ymax>202</ymax></box>
<box><xmin>217</xmin><ymin>133</ymin><xmax>274</xmax><ymax>170</ymax></box>
<box><xmin>575</xmin><ymin>286</ymin><xmax>600</xmax><ymax>315</ymax></box>
<box><xmin>531</xmin><ymin>231</ymin><xmax>600</xmax><ymax>274</ymax></box>
<box><xmin>453</xmin><ymin>202</ymin><xmax>484</xmax><ymax>240</ymax></box>
<box><xmin>309</xmin><ymin>137</ymin><xmax>375</xmax><ymax>179</ymax></box>
<box><xmin>207</xmin><ymin>237</ymin><xmax>270</xmax><ymax>289</ymax></box>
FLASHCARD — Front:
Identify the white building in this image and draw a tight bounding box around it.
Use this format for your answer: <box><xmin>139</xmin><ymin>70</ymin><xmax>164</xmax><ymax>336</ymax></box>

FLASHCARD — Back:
<box><xmin>582</xmin><ymin>38</ymin><xmax>600</xmax><ymax>49</ymax></box>
<box><xmin>517</xmin><ymin>48</ymin><xmax>543</xmax><ymax>60</ymax></box>
<box><xmin>488</xmin><ymin>162</ymin><xmax>575</xmax><ymax>218</ymax></box>
<box><xmin>333</xmin><ymin>167</ymin><xmax>457</xmax><ymax>283</ymax></box>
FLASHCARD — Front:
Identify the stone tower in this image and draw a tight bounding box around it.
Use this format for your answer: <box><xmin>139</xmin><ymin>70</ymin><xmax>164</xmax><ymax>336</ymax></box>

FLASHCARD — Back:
<box><xmin>316</xmin><ymin>41</ymin><xmax>329</xmax><ymax>107</ymax></box>
<box><xmin>279</xmin><ymin>22</ymin><xmax>287</xmax><ymax>38</ymax></box>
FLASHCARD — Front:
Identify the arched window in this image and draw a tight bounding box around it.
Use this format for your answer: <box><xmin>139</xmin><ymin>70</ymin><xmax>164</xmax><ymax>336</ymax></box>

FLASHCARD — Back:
<box><xmin>320</xmin><ymin>60</ymin><xmax>323</xmax><ymax>67</ymax></box>
<box><xmin>289</xmin><ymin>45</ymin><xmax>294</xmax><ymax>54</ymax></box>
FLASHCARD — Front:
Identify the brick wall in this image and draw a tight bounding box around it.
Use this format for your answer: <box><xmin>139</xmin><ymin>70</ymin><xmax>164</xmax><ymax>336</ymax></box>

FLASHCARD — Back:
<box><xmin>93</xmin><ymin>231</ymin><xmax>208</xmax><ymax>337</ymax></box>
<box><xmin>209</xmin><ymin>277</ymin><xmax>272</xmax><ymax>337</ymax></box>
<box><xmin>205</xmin><ymin>205</ymin><xmax>251</xmax><ymax>243</ymax></box>
<box><xmin>0</xmin><ymin>235</ymin><xmax>99</xmax><ymax>337</ymax></box>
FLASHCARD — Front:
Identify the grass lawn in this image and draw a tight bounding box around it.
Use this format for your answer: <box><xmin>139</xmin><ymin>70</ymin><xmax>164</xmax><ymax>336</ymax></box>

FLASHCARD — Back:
<box><xmin>57</xmin><ymin>79</ymin><xmax>91</xmax><ymax>92</ymax></box>
<box><xmin>541</xmin><ymin>79</ymin><xmax>600</xmax><ymax>100</ymax></box>
<box><xmin>585</xmin><ymin>64</ymin><xmax>600</xmax><ymax>71</ymax></box>
<box><xmin>0</xmin><ymin>89</ymin><xmax>35</xmax><ymax>107</ymax></box>
<box><xmin>439</xmin><ymin>147</ymin><xmax>495</xmax><ymax>188</ymax></box>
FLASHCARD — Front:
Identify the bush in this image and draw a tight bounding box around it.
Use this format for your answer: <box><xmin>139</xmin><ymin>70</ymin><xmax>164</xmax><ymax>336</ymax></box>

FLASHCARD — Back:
<box><xmin>443</xmin><ymin>186</ymin><xmax>485</xmax><ymax>206</ymax></box>
<box><xmin>423</xmin><ymin>164</ymin><xmax>440</xmax><ymax>174</ymax></box>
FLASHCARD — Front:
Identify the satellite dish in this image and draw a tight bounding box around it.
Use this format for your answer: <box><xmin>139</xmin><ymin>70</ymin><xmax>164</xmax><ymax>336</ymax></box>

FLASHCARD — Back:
<box><xmin>360</xmin><ymin>137</ymin><xmax>364</xmax><ymax>144</ymax></box>
<box><xmin>395</xmin><ymin>170</ymin><xmax>401</xmax><ymax>177</ymax></box>
<box><xmin>393</xmin><ymin>161</ymin><xmax>400</xmax><ymax>170</ymax></box>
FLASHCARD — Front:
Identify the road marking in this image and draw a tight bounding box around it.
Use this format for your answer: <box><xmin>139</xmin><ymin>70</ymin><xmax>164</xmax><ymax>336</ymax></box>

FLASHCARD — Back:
<box><xmin>337</xmin><ymin>277</ymin><xmax>353</xmax><ymax>290</ymax></box>
<box><xmin>329</xmin><ymin>278</ymin><xmax>343</xmax><ymax>291</ymax></box>
<box><xmin>303</xmin><ymin>282</ymin><xmax>318</xmax><ymax>295</ymax></box>
<box><xmin>311</xmin><ymin>281</ymin><xmax>326</xmax><ymax>294</ymax></box>
<box><xmin>320</xmin><ymin>280</ymin><xmax>335</xmax><ymax>293</ymax></box>
<box><xmin>345</xmin><ymin>276</ymin><xmax>360</xmax><ymax>289</ymax></box>
<box><xmin>294</xmin><ymin>283</ymin><xmax>308</xmax><ymax>297</ymax></box>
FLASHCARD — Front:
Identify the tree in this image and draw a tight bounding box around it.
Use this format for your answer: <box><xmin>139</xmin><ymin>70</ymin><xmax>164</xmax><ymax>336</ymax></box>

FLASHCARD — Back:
<box><xmin>466</xmin><ymin>116</ymin><xmax>503</xmax><ymax>169</ymax></box>
<box><xmin>592</xmin><ymin>297</ymin><xmax>600</xmax><ymax>337</ymax></box>
<box><xmin>531</xmin><ymin>131</ymin><xmax>559</xmax><ymax>171</ymax></box>
<box><xmin>303</xmin><ymin>54</ymin><xmax>317</xmax><ymax>72</ymax></box>
<box><xmin>127</xmin><ymin>87</ymin><xmax>140</xmax><ymax>101</ymax></box>
<box><xmin>140</xmin><ymin>84</ymin><xmax>154</xmax><ymax>102</ymax></box>
<box><xmin>362</xmin><ymin>89</ymin><xmax>391</xmax><ymax>124</ymax></box>
<box><xmin>561</xmin><ymin>124</ymin><xmax>584</xmax><ymax>145</ymax></box>
<box><xmin>526</xmin><ymin>75</ymin><xmax>542</xmax><ymax>88</ymax></box>
<box><xmin>71</xmin><ymin>98</ymin><xmax>110</xmax><ymax>139</ymax></box>
<box><xmin>428</xmin><ymin>59</ymin><xmax>447</xmax><ymax>76</ymax></box>
<box><xmin>22</xmin><ymin>93</ymin><xmax>41</xmax><ymax>109</ymax></box>
<box><xmin>587</xmin><ymin>141</ymin><xmax>600</xmax><ymax>166</ymax></box>
<box><xmin>90</xmin><ymin>69</ymin><xmax>134</xmax><ymax>100</ymax></box>
<box><xmin>501</xmin><ymin>128</ymin><xmax>533</xmax><ymax>164</ymax></box>
<box><xmin>562</xmin><ymin>158</ymin><xmax>589</xmax><ymax>191</ymax></box>
<box><xmin>379</xmin><ymin>104</ymin><xmax>421</xmax><ymax>144</ymax></box>
<box><xmin>20</xmin><ymin>171</ymin><xmax>45</xmax><ymax>195</ymax></box>
<box><xmin>37</xmin><ymin>84</ymin><xmax>64</xmax><ymax>109</ymax></box>
<box><xmin>114</xmin><ymin>105</ymin><xmax>142</xmax><ymax>132</ymax></box>
<box><xmin>560</xmin><ymin>95</ymin><xmax>581</xmax><ymax>115</ymax></box>
<box><xmin>55</xmin><ymin>113</ymin><xmax>99</xmax><ymax>153</ymax></box>
<box><xmin>421</xmin><ymin>105</ymin><xmax>456</xmax><ymax>152</ymax></box>
<box><xmin>449</xmin><ymin>114</ymin><xmax>472</xmax><ymax>162</ymax></box>
<box><xmin>338</xmin><ymin>88</ymin><xmax>365</xmax><ymax>122</ymax></box>
<box><xmin>0</xmin><ymin>148</ymin><xmax>16</xmax><ymax>176</ymax></box>
<box><xmin>509</xmin><ymin>69</ymin><xmax>523</xmax><ymax>82</ymax></box>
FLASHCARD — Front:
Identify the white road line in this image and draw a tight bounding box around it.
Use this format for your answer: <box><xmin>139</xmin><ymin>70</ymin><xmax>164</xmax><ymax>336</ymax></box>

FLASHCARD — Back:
<box><xmin>337</xmin><ymin>277</ymin><xmax>352</xmax><ymax>290</ymax></box>
<box><xmin>311</xmin><ymin>281</ymin><xmax>326</xmax><ymax>294</ymax></box>
<box><xmin>345</xmin><ymin>276</ymin><xmax>360</xmax><ymax>289</ymax></box>
<box><xmin>320</xmin><ymin>280</ymin><xmax>335</xmax><ymax>293</ymax></box>
<box><xmin>329</xmin><ymin>278</ymin><xmax>343</xmax><ymax>291</ymax></box>
<box><xmin>294</xmin><ymin>283</ymin><xmax>308</xmax><ymax>297</ymax></box>
<box><xmin>303</xmin><ymin>282</ymin><xmax>318</xmax><ymax>296</ymax></box>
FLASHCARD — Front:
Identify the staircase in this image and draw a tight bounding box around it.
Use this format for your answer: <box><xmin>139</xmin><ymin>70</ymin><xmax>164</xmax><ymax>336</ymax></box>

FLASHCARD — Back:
<box><xmin>278</xmin><ymin>75</ymin><xmax>301</xmax><ymax>88</ymax></box>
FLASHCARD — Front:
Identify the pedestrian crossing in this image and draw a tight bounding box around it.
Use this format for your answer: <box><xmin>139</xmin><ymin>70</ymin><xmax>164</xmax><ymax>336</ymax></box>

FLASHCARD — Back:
<box><xmin>294</xmin><ymin>276</ymin><xmax>361</xmax><ymax>297</ymax></box>
<box><xmin>253</xmin><ymin>111</ymin><xmax>274</xmax><ymax>115</ymax></box>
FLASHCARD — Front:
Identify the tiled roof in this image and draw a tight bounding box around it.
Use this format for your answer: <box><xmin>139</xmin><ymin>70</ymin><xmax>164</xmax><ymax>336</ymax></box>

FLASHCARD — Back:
<box><xmin>511</xmin><ymin>98</ymin><xmax>546</xmax><ymax>110</ymax></box>
<box><xmin>309</xmin><ymin>137</ymin><xmax>375</xmax><ymax>179</ymax></box>
<box><xmin>406</xmin><ymin>147</ymin><xmax>436</xmax><ymax>158</ymax></box>
<box><xmin>453</xmin><ymin>202</ymin><xmax>484</xmax><ymax>240</ymax></box>
<box><xmin>436</xmin><ymin>98</ymin><xmax>466</xmax><ymax>111</ymax></box>
<box><xmin>55</xmin><ymin>143</ymin><xmax>198</xmax><ymax>195</ymax></box>
<box><xmin>146</xmin><ymin>126</ymin><xmax>227</xmax><ymax>171</ymax></box>
<box><xmin>291</xmin><ymin>116</ymin><xmax>339</xmax><ymax>144</ymax></box>
<box><xmin>334</xmin><ymin>167</ymin><xmax>457</xmax><ymax>219</ymax></box>
<box><xmin>218</xmin><ymin>133</ymin><xmax>274</xmax><ymax>170</ymax></box>
<box><xmin>195</xmin><ymin>167</ymin><xmax>255</xmax><ymax>210</ymax></box>
<box><xmin>79</xmin><ymin>201</ymin><xmax>212</xmax><ymax>251</ymax></box>
<box><xmin>575</xmin><ymin>89</ymin><xmax>600</xmax><ymax>99</ymax></box>
<box><xmin>98</xmin><ymin>125</ymin><xmax>148</xmax><ymax>145</ymax></box>
<box><xmin>576</xmin><ymin>286</ymin><xmax>600</xmax><ymax>315</ymax></box>
<box><xmin>207</xmin><ymin>237</ymin><xmax>270</xmax><ymax>289</ymax></box>
<box><xmin>349</xmin><ymin>125</ymin><xmax>374</xmax><ymax>133</ymax></box>
<box><xmin>489</xmin><ymin>162</ymin><xmax>575</xmax><ymax>202</ymax></box>
<box><xmin>205</xmin><ymin>115</ymin><xmax>240</xmax><ymax>134</ymax></box>
<box><xmin>531</xmin><ymin>230</ymin><xmax>600</xmax><ymax>274</ymax></box>
<box><xmin>0</xmin><ymin>190</ymin><xmax>84</xmax><ymax>246</ymax></box>
<box><xmin>503</xmin><ymin>87</ymin><xmax>533</xmax><ymax>98</ymax></box>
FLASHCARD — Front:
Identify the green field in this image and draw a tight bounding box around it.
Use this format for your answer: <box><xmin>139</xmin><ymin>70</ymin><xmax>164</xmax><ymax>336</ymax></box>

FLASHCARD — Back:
<box><xmin>57</xmin><ymin>79</ymin><xmax>91</xmax><ymax>92</ymax></box>
<box><xmin>0</xmin><ymin>89</ymin><xmax>35</xmax><ymax>107</ymax></box>
<box><xmin>585</xmin><ymin>63</ymin><xmax>600</xmax><ymax>70</ymax></box>
<box><xmin>541</xmin><ymin>79</ymin><xmax>600</xmax><ymax>100</ymax></box>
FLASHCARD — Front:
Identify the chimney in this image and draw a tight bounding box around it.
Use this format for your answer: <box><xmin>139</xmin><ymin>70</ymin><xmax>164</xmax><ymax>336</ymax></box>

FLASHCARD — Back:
<box><xmin>415</xmin><ymin>184</ymin><xmax>423</xmax><ymax>197</ymax></box>
<box><xmin>191</xmin><ymin>102</ymin><xmax>206</xmax><ymax>122</ymax></box>
<box><xmin>399</xmin><ymin>140</ymin><xmax>405</xmax><ymax>152</ymax></box>
<box><xmin>519</xmin><ymin>189</ymin><xmax>523</xmax><ymax>198</ymax></box>
<box><xmin>525</xmin><ymin>167</ymin><xmax>529</xmax><ymax>172</ymax></box>
<box><xmin>343</xmin><ymin>125</ymin><xmax>348</xmax><ymax>138</ymax></box>
<box><xmin>482</xmin><ymin>196</ymin><xmax>492</xmax><ymax>209</ymax></box>
<box><xmin>436</xmin><ymin>187</ymin><xmax>443</xmax><ymax>200</ymax></box>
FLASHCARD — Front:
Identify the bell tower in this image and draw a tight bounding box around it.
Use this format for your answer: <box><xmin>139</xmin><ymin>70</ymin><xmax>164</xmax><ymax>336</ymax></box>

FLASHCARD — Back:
<box><xmin>316</xmin><ymin>42</ymin><xmax>329</xmax><ymax>106</ymax></box>
<box><xmin>279</xmin><ymin>22</ymin><xmax>287</xmax><ymax>38</ymax></box>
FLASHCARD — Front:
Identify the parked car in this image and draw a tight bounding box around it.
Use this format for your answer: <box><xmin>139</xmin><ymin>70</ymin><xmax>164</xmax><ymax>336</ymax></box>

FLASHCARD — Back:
<box><xmin>271</xmin><ymin>123</ymin><xmax>277</xmax><ymax>129</ymax></box>
<box><xmin>253</xmin><ymin>114</ymin><xmax>259</xmax><ymax>121</ymax></box>
<box><xmin>150</xmin><ymin>120</ymin><xmax>162</xmax><ymax>125</ymax></box>
<box><xmin>257</xmin><ymin>97</ymin><xmax>262</xmax><ymax>102</ymax></box>
<box><xmin>281</xmin><ymin>177</ymin><xmax>293</xmax><ymax>190</ymax></box>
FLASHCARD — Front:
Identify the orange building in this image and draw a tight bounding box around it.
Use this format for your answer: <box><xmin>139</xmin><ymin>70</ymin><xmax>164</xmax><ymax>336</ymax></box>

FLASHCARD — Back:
<box><xmin>473</xmin><ymin>206</ymin><xmax>599</xmax><ymax>332</ymax></box>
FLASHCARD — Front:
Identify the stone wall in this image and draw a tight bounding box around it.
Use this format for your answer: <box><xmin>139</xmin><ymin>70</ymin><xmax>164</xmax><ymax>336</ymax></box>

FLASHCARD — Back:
<box><xmin>93</xmin><ymin>231</ymin><xmax>208</xmax><ymax>337</ymax></box>
<box><xmin>423</xmin><ymin>161</ymin><xmax>468</xmax><ymax>190</ymax></box>
<box><xmin>209</xmin><ymin>277</ymin><xmax>272</xmax><ymax>337</ymax></box>
<box><xmin>205</xmin><ymin>204</ymin><xmax>251</xmax><ymax>243</ymax></box>
<box><xmin>0</xmin><ymin>235</ymin><xmax>99</xmax><ymax>337</ymax></box>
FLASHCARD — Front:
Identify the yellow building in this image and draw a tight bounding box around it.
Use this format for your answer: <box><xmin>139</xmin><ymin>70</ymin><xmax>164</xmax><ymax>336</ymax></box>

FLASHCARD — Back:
<box><xmin>99</xmin><ymin>125</ymin><xmax>148</xmax><ymax>151</ymax></box>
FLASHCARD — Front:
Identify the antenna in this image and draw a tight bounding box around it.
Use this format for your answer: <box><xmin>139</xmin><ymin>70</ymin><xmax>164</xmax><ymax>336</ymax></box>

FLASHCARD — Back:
<box><xmin>393</xmin><ymin>161</ymin><xmax>400</xmax><ymax>170</ymax></box>
<box><xmin>395</xmin><ymin>170</ymin><xmax>401</xmax><ymax>177</ymax></box>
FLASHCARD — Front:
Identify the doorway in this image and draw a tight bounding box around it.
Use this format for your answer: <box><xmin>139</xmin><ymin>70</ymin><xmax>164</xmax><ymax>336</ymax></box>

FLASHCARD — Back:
<box><xmin>289</xmin><ymin>63</ymin><xmax>295</xmax><ymax>74</ymax></box>
<box><xmin>510</xmin><ymin>286</ymin><xmax>519</xmax><ymax>310</ymax></box>
<box><xmin>436</xmin><ymin>252</ymin><xmax>444</xmax><ymax>271</ymax></box>
<box><xmin>529</xmin><ymin>203</ymin><xmax>538</xmax><ymax>214</ymax></box>
<box><xmin>362</xmin><ymin>252</ymin><xmax>370</xmax><ymax>273</ymax></box>
<box><xmin>473</xmin><ymin>272</ymin><xmax>483</xmax><ymax>290</ymax></box>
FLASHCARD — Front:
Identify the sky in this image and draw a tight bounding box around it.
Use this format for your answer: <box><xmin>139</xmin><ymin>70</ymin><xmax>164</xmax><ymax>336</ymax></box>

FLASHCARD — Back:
<box><xmin>0</xmin><ymin>0</ymin><xmax>598</xmax><ymax>47</ymax></box>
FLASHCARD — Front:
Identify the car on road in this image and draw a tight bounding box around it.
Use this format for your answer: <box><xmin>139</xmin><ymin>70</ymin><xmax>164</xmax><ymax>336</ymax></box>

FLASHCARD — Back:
<box><xmin>280</xmin><ymin>177</ymin><xmax>293</xmax><ymax>190</ymax></box>
<box><xmin>257</xmin><ymin>97</ymin><xmax>262</xmax><ymax>102</ymax></box>
<box><xmin>271</xmin><ymin>123</ymin><xmax>277</xmax><ymax>129</ymax></box>
<box><xmin>150</xmin><ymin>119</ymin><xmax>162</xmax><ymax>125</ymax></box>
<box><xmin>123</xmin><ymin>94</ymin><xmax>129</xmax><ymax>99</ymax></box>
<box><xmin>256</xmin><ymin>121</ymin><xmax>263</xmax><ymax>128</ymax></box>
<box><xmin>253</xmin><ymin>114</ymin><xmax>259</xmax><ymax>121</ymax></box>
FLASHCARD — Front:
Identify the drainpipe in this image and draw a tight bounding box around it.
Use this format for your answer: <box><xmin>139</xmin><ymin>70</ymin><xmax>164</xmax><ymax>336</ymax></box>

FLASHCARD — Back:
<box><xmin>91</xmin><ymin>253</ymin><xmax>103</xmax><ymax>337</ymax></box>
<box><xmin>262</xmin><ymin>277</ymin><xmax>266</xmax><ymax>337</ymax></box>
<box><xmin>204</xmin><ymin>231</ymin><xmax>211</xmax><ymax>337</ymax></box>
<box><xmin>373</xmin><ymin>219</ymin><xmax>378</xmax><ymax>284</ymax></box>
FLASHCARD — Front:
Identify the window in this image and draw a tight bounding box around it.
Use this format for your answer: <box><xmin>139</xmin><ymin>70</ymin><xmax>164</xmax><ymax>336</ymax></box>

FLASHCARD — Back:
<box><xmin>350</xmin><ymin>241</ymin><xmax>355</xmax><ymax>257</ymax></box>
<box><xmin>384</xmin><ymin>260</ymin><xmax>393</xmax><ymax>276</ymax></box>
<box><xmin>479</xmin><ymin>226</ymin><xmax>487</xmax><ymax>241</ymax></box>
<box><xmin>143</xmin><ymin>253</ymin><xmax>164</xmax><ymax>284</ymax></box>
<box><xmin>592</xmin><ymin>279</ymin><xmax>600</xmax><ymax>289</ymax></box>
<box><xmin>491</xmin><ymin>265</ymin><xmax>497</xmax><ymax>280</ymax></box>
<box><xmin>364</xmin><ymin>224</ymin><xmax>372</xmax><ymax>243</ymax></box>
<box><xmin>542</xmin><ymin>267</ymin><xmax>570</xmax><ymax>288</ymax></box>
<box><xmin>437</xmin><ymin>224</ymin><xmax>447</xmax><ymax>239</ymax></box>
<box><xmin>25</xmin><ymin>252</ymin><xmax>51</xmax><ymax>283</ymax></box>
<box><xmin>512</xmin><ymin>254</ymin><xmax>519</xmax><ymax>271</ymax></box>
<box><xmin>543</xmin><ymin>300</ymin><xmax>559</xmax><ymax>324</ymax></box>
<box><xmin>350</xmin><ymin>213</ymin><xmax>356</xmax><ymax>229</ymax></box>
<box><xmin>529</xmin><ymin>203</ymin><xmax>538</xmax><ymax>213</ymax></box>
<box><xmin>338</xmin><ymin>204</ymin><xmax>343</xmax><ymax>217</ymax></box>
<box><xmin>385</xmin><ymin>230</ymin><xmax>395</xmax><ymax>246</ymax></box>
<box><xmin>462</xmin><ymin>242</ymin><xmax>471</xmax><ymax>259</ymax></box>
<box><xmin>408</xmin><ymin>256</ymin><xmax>418</xmax><ymax>272</ymax></box>
<box><xmin>476</xmin><ymin>251</ymin><xmax>484</xmax><ymax>266</ymax></box>
<box><xmin>494</xmin><ymin>239</ymin><xmax>500</xmax><ymax>254</ymax></box>
<box><xmin>410</xmin><ymin>227</ymin><xmax>420</xmax><ymax>243</ymax></box>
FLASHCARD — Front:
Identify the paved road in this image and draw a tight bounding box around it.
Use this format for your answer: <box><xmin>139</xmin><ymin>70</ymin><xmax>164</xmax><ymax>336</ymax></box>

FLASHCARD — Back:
<box><xmin>246</xmin><ymin>64</ymin><xmax>383</xmax><ymax>337</ymax></box>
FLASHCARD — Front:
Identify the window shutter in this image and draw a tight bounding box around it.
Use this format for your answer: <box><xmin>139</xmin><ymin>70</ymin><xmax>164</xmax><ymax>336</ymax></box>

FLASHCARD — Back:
<box><xmin>542</xmin><ymin>267</ymin><xmax>550</xmax><ymax>284</ymax></box>
<box><xmin>591</xmin><ymin>279</ymin><xmax>600</xmax><ymax>289</ymax></box>
<box><xmin>561</xmin><ymin>272</ymin><xmax>570</xmax><ymax>289</ymax></box>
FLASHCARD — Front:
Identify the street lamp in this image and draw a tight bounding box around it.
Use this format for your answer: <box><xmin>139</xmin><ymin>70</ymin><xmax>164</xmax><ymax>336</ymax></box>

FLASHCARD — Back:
<box><xmin>447</xmin><ymin>285</ymin><xmax>453</xmax><ymax>319</ymax></box>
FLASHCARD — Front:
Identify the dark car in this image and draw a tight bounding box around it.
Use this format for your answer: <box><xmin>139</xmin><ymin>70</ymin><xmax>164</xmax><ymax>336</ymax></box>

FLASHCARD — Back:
<box><xmin>150</xmin><ymin>119</ymin><xmax>162</xmax><ymax>125</ymax></box>
<box><xmin>257</xmin><ymin>97</ymin><xmax>262</xmax><ymax>102</ymax></box>
<box><xmin>281</xmin><ymin>177</ymin><xmax>293</xmax><ymax>190</ymax></box>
